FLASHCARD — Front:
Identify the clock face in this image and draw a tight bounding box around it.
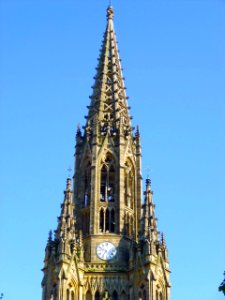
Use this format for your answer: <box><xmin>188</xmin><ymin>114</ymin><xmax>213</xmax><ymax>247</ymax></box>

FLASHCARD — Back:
<box><xmin>96</xmin><ymin>242</ymin><xmax>117</xmax><ymax>260</ymax></box>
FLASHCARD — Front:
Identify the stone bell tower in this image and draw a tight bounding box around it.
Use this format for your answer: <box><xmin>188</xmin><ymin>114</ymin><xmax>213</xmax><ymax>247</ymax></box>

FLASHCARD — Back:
<box><xmin>41</xmin><ymin>6</ymin><xmax>171</xmax><ymax>300</ymax></box>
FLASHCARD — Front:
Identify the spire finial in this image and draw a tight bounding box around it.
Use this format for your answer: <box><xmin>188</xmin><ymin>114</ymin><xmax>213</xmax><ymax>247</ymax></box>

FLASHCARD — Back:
<box><xmin>146</xmin><ymin>178</ymin><xmax>151</xmax><ymax>189</ymax></box>
<box><xmin>66</xmin><ymin>177</ymin><xmax>71</xmax><ymax>191</ymax></box>
<box><xmin>135</xmin><ymin>125</ymin><xmax>140</xmax><ymax>137</ymax></box>
<box><xmin>48</xmin><ymin>230</ymin><xmax>52</xmax><ymax>243</ymax></box>
<box><xmin>107</xmin><ymin>5</ymin><xmax>114</xmax><ymax>20</ymax></box>
<box><xmin>76</xmin><ymin>123</ymin><xmax>81</xmax><ymax>137</ymax></box>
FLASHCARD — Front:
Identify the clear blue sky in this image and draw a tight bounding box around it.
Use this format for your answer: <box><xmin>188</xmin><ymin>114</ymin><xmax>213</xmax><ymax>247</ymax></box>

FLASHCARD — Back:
<box><xmin>0</xmin><ymin>1</ymin><xmax>224</xmax><ymax>299</ymax></box>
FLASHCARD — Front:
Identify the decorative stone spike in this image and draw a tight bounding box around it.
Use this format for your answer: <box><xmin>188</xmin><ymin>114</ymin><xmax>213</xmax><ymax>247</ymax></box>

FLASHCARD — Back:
<box><xmin>76</xmin><ymin>123</ymin><xmax>81</xmax><ymax>136</ymax></box>
<box><xmin>66</xmin><ymin>178</ymin><xmax>71</xmax><ymax>191</ymax></box>
<box><xmin>48</xmin><ymin>230</ymin><xmax>52</xmax><ymax>243</ymax></box>
<box><xmin>161</xmin><ymin>232</ymin><xmax>166</xmax><ymax>246</ymax></box>
<box><xmin>135</xmin><ymin>125</ymin><xmax>140</xmax><ymax>136</ymax></box>
<box><xmin>146</xmin><ymin>178</ymin><xmax>151</xmax><ymax>190</ymax></box>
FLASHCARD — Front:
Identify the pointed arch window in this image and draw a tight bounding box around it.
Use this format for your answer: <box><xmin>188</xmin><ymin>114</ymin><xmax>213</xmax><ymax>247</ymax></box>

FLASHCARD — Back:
<box><xmin>100</xmin><ymin>208</ymin><xmax>104</xmax><ymax>232</ymax></box>
<box><xmin>138</xmin><ymin>289</ymin><xmax>147</xmax><ymax>300</ymax></box>
<box><xmin>121</xmin><ymin>291</ymin><xmax>127</xmax><ymax>300</ymax></box>
<box><xmin>112</xmin><ymin>291</ymin><xmax>118</xmax><ymax>300</ymax></box>
<box><xmin>99</xmin><ymin>208</ymin><xmax>116</xmax><ymax>233</ymax></box>
<box><xmin>83</xmin><ymin>162</ymin><xmax>91</xmax><ymax>207</ymax></box>
<box><xmin>71</xmin><ymin>291</ymin><xmax>74</xmax><ymax>300</ymax></box>
<box><xmin>139</xmin><ymin>284</ymin><xmax>145</xmax><ymax>300</ymax></box>
<box><xmin>86</xmin><ymin>291</ymin><xmax>92</xmax><ymax>300</ymax></box>
<box><xmin>143</xmin><ymin>290</ymin><xmax>147</xmax><ymax>300</ymax></box>
<box><xmin>105</xmin><ymin>208</ymin><xmax>110</xmax><ymax>232</ymax></box>
<box><xmin>124</xmin><ymin>161</ymin><xmax>134</xmax><ymax>208</ymax></box>
<box><xmin>100</xmin><ymin>165</ymin><xmax>107</xmax><ymax>201</ymax></box>
<box><xmin>138</xmin><ymin>291</ymin><xmax>142</xmax><ymax>300</ymax></box>
<box><xmin>100</xmin><ymin>156</ymin><xmax>115</xmax><ymax>202</ymax></box>
<box><xmin>159</xmin><ymin>292</ymin><xmax>163</xmax><ymax>300</ymax></box>
<box><xmin>123</xmin><ymin>212</ymin><xmax>134</xmax><ymax>237</ymax></box>
<box><xmin>66</xmin><ymin>289</ymin><xmax>70</xmax><ymax>300</ymax></box>
<box><xmin>95</xmin><ymin>291</ymin><xmax>101</xmax><ymax>300</ymax></box>
<box><xmin>111</xmin><ymin>209</ymin><xmax>115</xmax><ymax>233</ymax></box>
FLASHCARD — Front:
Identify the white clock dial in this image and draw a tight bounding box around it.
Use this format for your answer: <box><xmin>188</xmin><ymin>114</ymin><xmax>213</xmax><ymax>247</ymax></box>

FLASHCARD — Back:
<box><xmin>96</xmin><ymin>242</ymin><xmax>117</xmax><ymax>260</ymax></box>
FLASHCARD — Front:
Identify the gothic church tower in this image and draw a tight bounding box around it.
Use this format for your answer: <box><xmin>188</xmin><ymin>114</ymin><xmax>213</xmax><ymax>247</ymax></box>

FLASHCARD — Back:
<box><xmin>42</xmin><ymin>6</ymin><xmax>171</xmax><ymax>300</ymax></box>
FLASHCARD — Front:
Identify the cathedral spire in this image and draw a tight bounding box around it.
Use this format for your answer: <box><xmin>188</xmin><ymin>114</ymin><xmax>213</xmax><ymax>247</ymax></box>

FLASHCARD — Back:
<box><xmin>42</xmin><ymin>6</ymin><xmax>171</xmax><ymax>299</ymax></box>
<box><xmin>86</xmin><ymin>6</ymin><xmax>132</xmax><ymax>138</ymax></box>
<box><xmin>42</xmin><ymin>179</ymin><xmax>78</xmax><ymax>300</ymax></box>
<box><xmin>55</xmin><ymin>178</ymin><xmax>76</xmax><ymax>244</ymax></box>
<box><xmin>142</xmin><ymin>178</ymin><xmax>159</xmax><ymax>241</ymax></box>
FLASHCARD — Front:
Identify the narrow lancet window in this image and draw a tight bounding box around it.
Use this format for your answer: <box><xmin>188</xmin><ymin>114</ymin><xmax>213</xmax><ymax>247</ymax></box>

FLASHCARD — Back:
<box><xmin>100</xmin><ymin>156</ymin><xmax>115</xmax><ymax>202</ymax></box>
<box><xmin>121</xmin><ymin>291</ymin><xmax>127</xmax><ymax>300</ymax></box>
<box><xmin>99</xmin><ymin>208</ymin><xmax>116</xmax><ymax>233</ymax></box>
<box><xmin>105</xmin><ymin>208</ymin><xmax>110</xmax><ymax>232</ymax></box>
<box><xmin>112</xmin><ymin>291</ymin><xmax>118</xmax><ymax>300</ymax></box>
<box><xmin>83</xmin><ymin>162</ymin><xmax>91</xmax><ymax>207</ymax></box>
<box><xmin>108</xmin><ymin>164</ymin><xmax>115</xmax><ymax>201</ymax></box>
<box><xmin>86</xmin><ymin>291</ymin><xmax>92</xmax><ymax>300</ymax></box>
<box><xmin>143</xmin><ymin>290</ymin><xmax>147</xmax><ymax>300</ymax></box>
<box><xmin>95</xmin><ymin>291</ymin><xmax>101</xmax><ymax>300</ymax></box>
<box><xmin>71</xmin><ymin>291</ymin><xmax>75</xmax><ymax>300</ymax></box>
<box><xmin>124</xmin><ymin>161</ymin><xmax>134</xmax><ymax>208</ymax></box>
<box><xmin>100</xmin><ymin>165</ymin><xmax>107</xmax><ymax>201</ymax></box>
<box><xmin>66</xmin><ymin>289</ymin><xmax>70</xmax><ymax>300</ymax></box>
<box><xmin>111</xmin><ymin>209</ymin><xmax>115</xmax><ymax>232</ymax></box>
<box><xmin>100</xmin><ymin>208</ymin><xmax>104</xmax><ymax>232</ymax></box>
